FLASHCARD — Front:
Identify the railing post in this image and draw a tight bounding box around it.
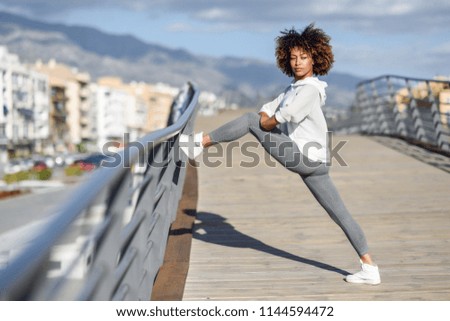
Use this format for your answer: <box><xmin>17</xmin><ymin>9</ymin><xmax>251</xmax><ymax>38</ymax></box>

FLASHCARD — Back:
<box><xmin>372</xmin><ymin>79</ymin><xmax>389</xmax><ymax>135</ymax></box>
<box><xmin>426</xmin><ymin>81</ymin><xmax>449</xmax><ymax>151</ymax></box>
<box><xmin>359</xmin><ymin>82</ymin><xmax>375</xmax><ymax>134</ymax></box>
<box><xmin>405</xmin><ymin>79</ymin><xmax>428</xmax><ymax>143</ymax></box>
<box><xmin>355</xmin><ymin>85</ymin><xmax>365</xmax><ymax>132</ymax></box>
<box><xmin>387</xmin><ymin>76</ymin><xmax>407</xmax><ymax>137</ymax></box>
<box><xmin>366</xmin><ymin>81</ymin><xmax>378</xmax><ymax>134</ymax></box>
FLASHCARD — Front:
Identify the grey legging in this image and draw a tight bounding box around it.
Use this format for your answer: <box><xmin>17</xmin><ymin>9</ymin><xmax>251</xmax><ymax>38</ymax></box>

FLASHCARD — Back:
<box><xmin>208</xmin><ymin>112</ymin><xmax>369</xmax><ymax>257</ymax></box>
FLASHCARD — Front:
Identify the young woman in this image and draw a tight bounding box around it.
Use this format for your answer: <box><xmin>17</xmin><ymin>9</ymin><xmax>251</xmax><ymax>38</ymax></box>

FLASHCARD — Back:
<box><xmin>181</xmin><ymin>24</ymin><xmax>381</xmax><ymax>285</ymax></box>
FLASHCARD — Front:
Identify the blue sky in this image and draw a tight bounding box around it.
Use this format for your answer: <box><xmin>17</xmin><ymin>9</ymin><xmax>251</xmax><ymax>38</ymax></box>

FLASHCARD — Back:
<box><xmin>1</xmin><ymin>0</ymin><xmax>449</xmax><ymax>79</ymax></box>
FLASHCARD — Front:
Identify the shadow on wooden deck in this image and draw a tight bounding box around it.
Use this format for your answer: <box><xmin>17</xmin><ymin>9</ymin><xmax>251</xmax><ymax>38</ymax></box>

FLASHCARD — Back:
<box><xmin>193</xmin><ymin>211</ymin><xmax>350</xmax><ymax>277</ymax></box>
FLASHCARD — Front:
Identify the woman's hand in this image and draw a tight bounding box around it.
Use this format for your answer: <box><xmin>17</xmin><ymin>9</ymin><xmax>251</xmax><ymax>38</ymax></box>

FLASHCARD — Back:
<box><xmin>259</xmin><ymin>112</ymin><xmax>279</xmax><ymax>131</ymax></box>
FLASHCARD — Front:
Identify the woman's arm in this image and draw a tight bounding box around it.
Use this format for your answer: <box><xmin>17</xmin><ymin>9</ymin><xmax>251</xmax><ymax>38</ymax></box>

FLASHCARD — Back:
<box><xmin>259</xmin><ymin>92</ymin><xmax>285</xmax><ymax>117</ymax></box>
<box><xmin>258</xmin><ymin>112</ymin><xmax>279</xmax><ymax>131</ymax></box>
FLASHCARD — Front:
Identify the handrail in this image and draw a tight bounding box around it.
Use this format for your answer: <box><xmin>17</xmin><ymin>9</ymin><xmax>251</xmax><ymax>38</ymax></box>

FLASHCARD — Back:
<box><xmin>0</xmin><ymin>82</ymin><xmax>200</xmax><ymax>300</ymax></box>
<box><xmin>357</xmin><ymin>74</ymin><xmax>450</xmax><ymax>86</ymax></box>
<box><xmin>335</xmin><ymin>75</ymin><xmax>450</xmax><ymax>153</ymax></box>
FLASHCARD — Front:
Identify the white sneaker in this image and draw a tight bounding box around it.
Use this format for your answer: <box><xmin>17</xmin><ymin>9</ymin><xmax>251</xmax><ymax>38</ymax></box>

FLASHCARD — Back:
<box><xmin>179</xmin><ymin>131</ymin><xmax>204</xmax><ymax>160</ymax></box>
<box><xmin>345</xmin><ymin>261</ymin><xmax>381</xmax><ymax>285</ymax></box>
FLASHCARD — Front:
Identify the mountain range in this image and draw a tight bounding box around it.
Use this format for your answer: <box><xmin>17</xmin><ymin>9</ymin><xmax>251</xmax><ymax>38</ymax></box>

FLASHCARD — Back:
<box><xmin>0</xmin><ymin>11</ymin><xmax>363</xmax><ymax>108</ymax></box>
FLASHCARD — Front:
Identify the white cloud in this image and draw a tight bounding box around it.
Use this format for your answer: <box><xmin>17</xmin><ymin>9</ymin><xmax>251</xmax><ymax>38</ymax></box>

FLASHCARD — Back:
<box><xmin>333</xmin><ymin>38</ymin><xmax>450</xmax><ymax>78</ymax></box>
<box><xmin>166</xmin><ymin>22</ymin><xmax>194</xmax><ymax>32</ymax></box>
<box><xmin>195</xmin><ymin>8</ymin><xmax>234</xmax><ymax>20</ymax></box>
<box><xmin>153</xmin><ymin>0</ymin><xmax>450</xmax><ymax>35</ymax></box>
<box><xmin>1</xmin><ymin>0</ymin><xmax>449</xmax><ymax>78</ymax></box>
<box><xmin>431</xmin><ymin>42</ymin><xmax>450</xmax><ymax>55</ymax></box>
<box><xmin>2</xmin><ymin>0</ymin><xmax>450</xmax><ymax>35</ymax></box>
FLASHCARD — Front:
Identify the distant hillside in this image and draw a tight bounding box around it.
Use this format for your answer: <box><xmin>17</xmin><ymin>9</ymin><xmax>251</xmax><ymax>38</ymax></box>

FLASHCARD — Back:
<box><xmin>0</xmin><ymin>11</ymin><xmax>363</xmax><ymax>108</ymax></box>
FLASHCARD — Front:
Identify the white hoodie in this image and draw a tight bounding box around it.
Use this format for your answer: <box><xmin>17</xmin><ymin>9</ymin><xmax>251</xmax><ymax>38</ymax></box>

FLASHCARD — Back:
<box><xmin>259</xmin><ymin>77</ymin><xmax>328</xmax><ymax>162</ymax></box>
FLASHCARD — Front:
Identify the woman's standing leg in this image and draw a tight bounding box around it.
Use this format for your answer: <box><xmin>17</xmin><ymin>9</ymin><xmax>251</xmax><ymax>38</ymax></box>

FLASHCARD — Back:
<box><xmin>301</xmin><ymin>170</ymin><xmax>369</xmax><ymax>257</ymax></box>
<box><xmin>301</xmin><ymin>171</ymin><xmax>380</xmax><ymax>284</ymax></box>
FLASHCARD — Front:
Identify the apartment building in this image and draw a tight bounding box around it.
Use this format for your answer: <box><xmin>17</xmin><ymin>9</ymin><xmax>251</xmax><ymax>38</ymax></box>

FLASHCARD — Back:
<box><xmin>96</xmin><ymin>77</ymin><xmax>147</xmax><ymax>145</ymax></box>
<box><xmin>0</xmin><ymin>46</ymin><xmax>179</xmax><ymax>164</ymax></box>
<box><xmin>34</xmin><ymin>59</ymin><xmax>91</xmax><ymax>153</ymax></box>
<box><xmin>91</xmin><ymin>81</ymin><xmax>129</xmax><ymax>150</ymax></box>
<box><xmin>197</xmin><ymin>91</ymin><xmax>228</xmax><ymax>116</ymax></box>
<box><xmin>0</xmin><ymin>47</ymin><xmax>50</xmax><ymax>160</ymax></box>
<box><xmin>29</xmin><ymin>70</ymin><xmax>51</xmax><ymax>154</ymax></box>
<box><xmin>142</xmin><ymin>82</ymin><xmax>178</xmax><ymax>131</ymax></box>
<box><xmin>96</xmin><ymin>78</ymin><xmax>177</xmax><ymax>145</ymax></box>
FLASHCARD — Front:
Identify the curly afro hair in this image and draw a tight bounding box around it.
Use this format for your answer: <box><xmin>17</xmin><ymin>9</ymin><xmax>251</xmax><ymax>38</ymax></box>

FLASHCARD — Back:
<box><xmin>275</xmin><ymin>23</ymin><xmax>334</xmax><ymax>77</ymax></box>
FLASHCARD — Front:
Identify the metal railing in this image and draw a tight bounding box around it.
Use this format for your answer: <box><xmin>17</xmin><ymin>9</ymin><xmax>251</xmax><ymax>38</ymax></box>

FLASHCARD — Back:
<box><xmin>0</xmin><ymin>82</ymin><xmax>199</xmax><ymax>300</ymax></box>
<box><xmin>351</xmin><ymin>75</ymin><xmax>450</xmax><ymax>152</ymax></box>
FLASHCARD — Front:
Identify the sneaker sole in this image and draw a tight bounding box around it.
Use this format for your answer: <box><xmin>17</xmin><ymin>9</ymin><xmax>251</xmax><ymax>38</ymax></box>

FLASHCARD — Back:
<box><xmin>345</xmin><ymin>277</ymin><xmax>381</xmax><ymax>285</ymax></box>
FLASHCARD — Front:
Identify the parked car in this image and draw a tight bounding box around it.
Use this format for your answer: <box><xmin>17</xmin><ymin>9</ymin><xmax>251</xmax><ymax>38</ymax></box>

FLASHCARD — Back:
<box><xmin>22</xmin><ymin>158</ymin><xmax>34</xmax><ymax>171</ymax></box>
<box><xmin>44</xmin><ymin>156</ymin><xmax>55</xmax><ymax>168</ymax></box>
<box><xmin>32</xmin><ymin>160</ymin><xmax>48</xmax><ymax>171</ymax></box>
<box><xmin>72</xmin><ymin>153</ymin><xmax>110</xmax><ymax>171</ymax></box>
<box><xmin>4</xmin><ymin>160</ymin><xmax>23</xmax><ymax>174</ymax></box>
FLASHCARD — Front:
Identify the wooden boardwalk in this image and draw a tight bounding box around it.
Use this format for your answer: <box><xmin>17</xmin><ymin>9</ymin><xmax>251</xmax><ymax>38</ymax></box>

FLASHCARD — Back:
<box><xmin>182</xmin><ymin>109</ymin><xmax>450</xmax><ymax>301</ymax></box>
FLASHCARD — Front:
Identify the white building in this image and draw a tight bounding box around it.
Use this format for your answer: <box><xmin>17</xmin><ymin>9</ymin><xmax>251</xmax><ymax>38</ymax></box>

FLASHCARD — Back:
<box><xmin>95</xmin><ymin>78</ymin><xmax>151</xmax><ymax>149</ymax></box>
<box><xmin>0</xmin><ymin>48</ymin><xmax>10</xmax><ymax>166</ymax></box>
<box><xmin>130</xmin><ymin>81</ymin><xmax>177</xmax><ymax>132</ymax></box>
<box><xmin>91</xmin><ymin>84</ymin><xmax>129</xmax><ymax>151</ymax></box>
<box><xmin>30</xmin><ymin>70</ymin><xmax>51</xmax><ymax>153</ymax></box>
<box><xmin>125</xmin><ymin>93</ymin><xmax>148</xmax><ymax>143</ymax></box>
<box><xmin>198</xmin><ymin>91</ymin><xmax>228</xmax><ymax>116</ymax></box>
<box><xmin>0</xmin><ymin>46</ymin><xmax>50</xmax><ymax>161</ymax></box>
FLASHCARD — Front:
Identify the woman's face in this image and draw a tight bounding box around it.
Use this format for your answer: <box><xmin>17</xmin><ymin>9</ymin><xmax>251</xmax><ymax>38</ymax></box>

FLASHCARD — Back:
<box><xmin>290</xmin><ymin>47</ymin><xmax>314</xmax><ymax>80</ymax></box>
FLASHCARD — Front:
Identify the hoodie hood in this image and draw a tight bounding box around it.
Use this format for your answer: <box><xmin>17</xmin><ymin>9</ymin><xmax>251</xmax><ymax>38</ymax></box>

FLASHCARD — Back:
<box><xmin>292</xmin><ymin>77</ymin><xmax>328</xmax><ymax>106</ymax></box>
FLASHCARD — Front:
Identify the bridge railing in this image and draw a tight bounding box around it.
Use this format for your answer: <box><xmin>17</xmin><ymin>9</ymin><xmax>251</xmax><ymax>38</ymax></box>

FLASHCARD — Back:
<box><xmin>349</xmin><ymin>75</ymin><xmax>450</xmax><ymax>152</ymax></box>
<box><xmin>0</xmin><ymin>82</ymin><xmax>199</xmax><ymax>300</ymax></box>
